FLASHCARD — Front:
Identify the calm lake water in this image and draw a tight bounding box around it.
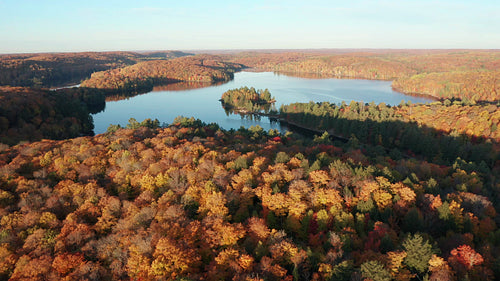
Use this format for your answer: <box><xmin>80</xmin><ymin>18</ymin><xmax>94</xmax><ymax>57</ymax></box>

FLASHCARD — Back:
<box><xmin>92</xmin><ymin>71</ymin><xmax>433</xmax><ymax>134</ymax></box>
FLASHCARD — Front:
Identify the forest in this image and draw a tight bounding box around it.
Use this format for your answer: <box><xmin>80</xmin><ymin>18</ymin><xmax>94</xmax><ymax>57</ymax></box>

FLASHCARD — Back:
<box><xmin>0</xmin><ymin>86</ymin><xmax>105</xmax><ymax>145</ymax></box>
<box><xmin>228</xmin><ymin>50</ymin><xmax>500</xmax><ymax>102</ymax></box>
<box><xmin>2</xmin><ymin>50</ymin><xmax>498</xmax><ymax>101</ymax></box>
<box><xmin>278</xmin><ymin>100</ymin><xmax>499</xmax><ymax>165</ymax></box>
<box><xmin>0</xmin><ymin>49</ymin><xmax>499</xmax><ymax>280</ymax></box>
<box><xmin>0</xmin><ymin>51</ymin><xmax>192</xmax><ymax>88</ymax></box>
<box><xmin>0</xmin><ymin>117</ymin><xmax>498</xmax><ymax>280</ymax></box>
<box><xmin>80</xmin><ymin>55</ymin><xmax>244</xmax><ymax>94</ymax></box>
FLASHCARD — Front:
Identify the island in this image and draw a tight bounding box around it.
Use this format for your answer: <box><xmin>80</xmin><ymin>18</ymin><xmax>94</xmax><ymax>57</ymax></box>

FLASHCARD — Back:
<box><xmin>220</xmin><ymin>87</ymin><xmax>276</xmax><ymax>115</ymax></box>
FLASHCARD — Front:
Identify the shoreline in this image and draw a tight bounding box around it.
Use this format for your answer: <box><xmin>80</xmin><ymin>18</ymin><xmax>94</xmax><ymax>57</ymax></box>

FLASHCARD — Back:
<box><xmin>250</xmin><ymin>70</ymin><xmax>441</xmax><ymax>102</ymax></box>
<box><xmin>223</xmin><ymin>105</ymin><xmax>349</xmax><ymax>142</ymax></box>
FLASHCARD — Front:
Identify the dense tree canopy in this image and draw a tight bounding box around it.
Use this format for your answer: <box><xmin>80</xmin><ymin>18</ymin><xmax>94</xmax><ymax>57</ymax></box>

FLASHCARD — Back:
<box><xmin>0</xmin><ymin>86</ymin><xmax>105</xmax><ymax>145</ymax></box>
<box><xmin>278</xmin><ymin>100</ymin><xmax>500</xmax><ymax>166</ymax></box>
<box><xmin>0</xmin><ymin>117</ymin><xmax>498</xmax><ymax>280</ymax></box>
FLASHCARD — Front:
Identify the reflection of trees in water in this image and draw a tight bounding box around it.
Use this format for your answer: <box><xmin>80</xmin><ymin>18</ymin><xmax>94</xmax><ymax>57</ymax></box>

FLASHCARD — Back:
<box><xmin>221</xmin><ymin>102</ymin><xmax>276</xmax><ymax>116</ymax></box>
<box><xmin>152</xmin><ymin>80</ymin><xmax>226</xmax><ymax>92</ymax></box>
<box><xmin>275</xmin><ymin>71</ymin><xmax>392</xmax><ymax>80</ymax></box>
<box><xmin>274</xmin><ymin>71</ymin><xmax>339</xmax><ymax>79</ymax></box>
<box><xmin>105</xmin><ymin>92</ymin><xmax>149</xmax><ymax>102</ymax></box>
<box><xmin>104</xmin><ymin>80</ymin><xmax>229</xmax><ymax>102</ymax></box>
<box><xmin>222</xmin><ymin>106</ymin><xmax>263</xmax><ymax>121</ymax></box>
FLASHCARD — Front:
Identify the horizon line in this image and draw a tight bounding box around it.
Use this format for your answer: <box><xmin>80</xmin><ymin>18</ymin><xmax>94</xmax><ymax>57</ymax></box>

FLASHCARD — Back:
<box><xmin>2</xmin><ymin>47</ymin><xmax>500</xmax><ymax>56</ymax></box>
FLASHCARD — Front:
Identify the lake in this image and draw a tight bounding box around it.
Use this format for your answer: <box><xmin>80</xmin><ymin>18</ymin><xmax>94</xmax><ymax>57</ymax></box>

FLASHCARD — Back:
<box><xmin>92</xmin><ymin>71</ymin><xmax>434</xmax><ymax>134</ymax></box>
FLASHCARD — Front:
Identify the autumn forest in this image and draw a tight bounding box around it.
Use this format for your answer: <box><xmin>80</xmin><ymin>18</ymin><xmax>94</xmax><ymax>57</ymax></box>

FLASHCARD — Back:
<box><xmin>0</xmin><ymin>49</ymin><xmax>499</xmax><ymax>280</ymax></box>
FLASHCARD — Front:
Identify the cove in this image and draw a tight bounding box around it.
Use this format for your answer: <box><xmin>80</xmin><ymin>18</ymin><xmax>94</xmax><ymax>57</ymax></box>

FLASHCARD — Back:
<box><xmin>92</xmin><ymin>71</ymin><xmax>434</xmax><ymax>134</ymax></box>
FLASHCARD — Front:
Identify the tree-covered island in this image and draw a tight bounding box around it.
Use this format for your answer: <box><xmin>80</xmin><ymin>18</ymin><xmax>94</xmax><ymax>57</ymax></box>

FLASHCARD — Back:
<box><xmin>220</xmin><ymin>87</ymin><xmax>276</xmax><ymax>115</ymax></box>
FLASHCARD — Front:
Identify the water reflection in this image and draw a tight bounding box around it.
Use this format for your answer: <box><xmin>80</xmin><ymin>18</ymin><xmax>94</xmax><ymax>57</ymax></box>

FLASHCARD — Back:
<box><xmin>105</xmin><ymin>92</ymin><xmax>148</xmax><ymax>102</ymax></box>
<box><xmin>152</xmin><ymin>80</ymin><xmax>226</xmax><ymax>92</ymax></box>
<box><xmin>220</xmin><ymin>101</ymin><xmax>277</xmax><ymax>116</ymax></box>
<box><xmin>104</xmin><ymin>81</ymin><xmax>229</xmax><ymax>102</ymax></box>
<box><xmin>92</xmin><ymin>71</ymin><xmax>434</xmax><ymax>134</ymax></box>
<box><xmin>223</xmin><ymin>110</ymin><xmax>265</xmax><ymax>121</ymax></box>
<box><xmin>274</xmin><ymin>72</ymin><xmax>341</xmax><ymax>79</ymax></box>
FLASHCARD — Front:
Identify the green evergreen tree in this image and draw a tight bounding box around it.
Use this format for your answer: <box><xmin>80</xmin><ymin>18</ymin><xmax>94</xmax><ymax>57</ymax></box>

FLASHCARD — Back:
<box><xmin>126</xmin><ymin>117</ymin><xmax>140</xmax><ymax>129</ymax></box>
<box><xmin>275</xmin><ymin>151</ymin><xmax>291</xmax><ymax>164</ymax></box>
<box><xmin>360</xmin><ymin>260</ymin><xmax>391</xmax><ymax>281</ymax></box>
<box><xmin>331</xmin><ymin>260</ymin><xmax>354</xmax><ymax>281</ymax></box>
<box><xmin>403</xmin><ymin>234</ymin><xmax>433</xmax><ymax>274</ymax></box>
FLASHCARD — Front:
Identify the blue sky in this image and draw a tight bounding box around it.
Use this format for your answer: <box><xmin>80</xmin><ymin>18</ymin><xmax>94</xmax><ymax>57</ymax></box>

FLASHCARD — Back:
<box><xmin>0</xmin><ymin>0</ymin><xmax>498</xmax><ymax>53</ymax></box>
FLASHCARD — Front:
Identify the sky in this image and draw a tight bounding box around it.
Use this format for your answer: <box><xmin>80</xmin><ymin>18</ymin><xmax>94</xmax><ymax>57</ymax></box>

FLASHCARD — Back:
<box><xmin>0</xmin><ymin>0</ymin><xmax>499</xmax><ymax>54</ymax></box>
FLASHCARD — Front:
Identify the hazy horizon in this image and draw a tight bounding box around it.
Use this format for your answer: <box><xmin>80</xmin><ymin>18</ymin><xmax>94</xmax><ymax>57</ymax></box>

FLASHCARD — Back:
<box><xmin>2</xmin><ymin>47</ymin><xmax>500</xmax><ymax>56</ymax></box>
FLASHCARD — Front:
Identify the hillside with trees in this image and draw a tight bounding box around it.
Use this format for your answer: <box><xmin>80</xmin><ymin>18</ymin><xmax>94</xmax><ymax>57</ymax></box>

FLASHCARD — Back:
<box><xmin>392</xmin><ymin>71</ymin><xmax>500</xmax><ymax>101</ymax></box>
<box><xmin>278</xmin><ymin>100</ymin><xmax>500</xmax><ymax>166</ymax></box>
<box><xmin>0</xmin><ymin>51</ymin><xmax>192</xmax><ymax>88</ymax></box>
<box><xmin>229</xmin><ymin>50</ymin><xmax>500</xmax><ymax>102</ymax></box>
<box><xmin>80</xmin><ymin>55</ymin><xmax>244</xmax><ymax>93</ymax></box>
<box><xmin>0</xmin><ymin>117</ymin><xmax>499</xmax><ymax>280</ymax></box>
<box><xmin>2</xmin><ymin>50</ymin><xmax>497</xmax><ymax>102</ymax></box>
<box><xmin>0</xmin><ymin>86</ymin><xmax>105</xmax><ymax>145</ymax></box>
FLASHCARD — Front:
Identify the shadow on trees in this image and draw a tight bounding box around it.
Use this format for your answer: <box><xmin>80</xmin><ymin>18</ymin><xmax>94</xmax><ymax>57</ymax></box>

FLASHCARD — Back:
<box><xmin>0</xmin><ymin>87</ymin><xmax>108</xmax><ymax>145</ymax></box>
<box><xmin>280</xmin><ymin>111</ymin><xmax>498</xmax><ymax>169</ymax></box>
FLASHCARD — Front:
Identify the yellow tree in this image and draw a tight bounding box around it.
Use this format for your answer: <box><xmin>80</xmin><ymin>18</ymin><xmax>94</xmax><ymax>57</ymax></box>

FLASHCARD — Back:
<box><xmin>150</xmin><ymin>237</ymin><xmax>200</xmax><ymax>279</ymax></box>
